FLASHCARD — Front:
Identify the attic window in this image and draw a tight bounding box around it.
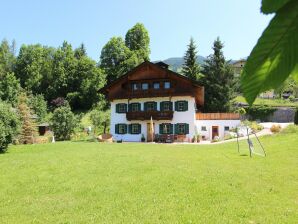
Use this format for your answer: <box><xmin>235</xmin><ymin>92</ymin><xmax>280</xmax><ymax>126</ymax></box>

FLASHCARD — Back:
<box><xmin>153</xmin><ymin>82</ymin><xmax>160</xmax><ymax>89</ymax></box>
<box><xmin>164</xmin><ymin>81</ymin><xmax>171</xmax><ymax>89</ymax></box>
<box><xmin>142</xmin><ymin>83</ymin><xmax>149</xmax><ymax>90</ymax></box>
<box><xmin>132</xmin><ymin>83</ymin><xmax>139</xmax><ymax>90</ymax></box>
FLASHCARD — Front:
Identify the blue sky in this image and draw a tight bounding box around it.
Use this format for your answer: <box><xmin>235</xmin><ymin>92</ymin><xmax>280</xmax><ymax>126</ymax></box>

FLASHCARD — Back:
<box><xmin>0</xmin><ymin>0</ymin><xmax>272</xmax><ymax>61</ymax></box>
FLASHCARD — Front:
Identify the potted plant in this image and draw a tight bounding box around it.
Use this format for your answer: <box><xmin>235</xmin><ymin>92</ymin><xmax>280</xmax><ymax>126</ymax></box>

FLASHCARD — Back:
<box><xmin>141</xmin><ymin>134</ymin><xmax>145</xmax><ymax>142</ymax></box>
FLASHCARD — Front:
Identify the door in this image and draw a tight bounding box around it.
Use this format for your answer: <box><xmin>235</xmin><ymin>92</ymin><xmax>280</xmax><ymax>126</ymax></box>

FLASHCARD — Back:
<box><xmin>212</xmin><ymin>126</ymin><xmax>219</xmax><ymax>139</ymax></box>
<box><xmin>147</xmin><ymin>123</ymin><xmax>155</xmax><ymax>142</ymax></box>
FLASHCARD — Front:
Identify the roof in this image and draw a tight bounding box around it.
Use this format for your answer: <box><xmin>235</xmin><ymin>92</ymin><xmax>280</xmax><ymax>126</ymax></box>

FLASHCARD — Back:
<box><xmin>99</xmin><ymin>61</ymin><xmax>202</xmax><ymax>93</ymax></box>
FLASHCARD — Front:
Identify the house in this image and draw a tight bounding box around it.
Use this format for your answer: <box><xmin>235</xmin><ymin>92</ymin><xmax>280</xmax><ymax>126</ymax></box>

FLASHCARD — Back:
<box><xmin>100</xmin><ymin>61</ymin><xmax>241</xmax><ymax>142</ymax></box>
<box><xmin>231</xmin><ymin>59</ymin><xmax>246</xmax><ymax>75</ymax></box>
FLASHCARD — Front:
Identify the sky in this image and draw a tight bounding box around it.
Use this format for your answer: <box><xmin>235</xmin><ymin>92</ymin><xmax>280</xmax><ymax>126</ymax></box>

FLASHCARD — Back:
<box><xmin>0</xmin><ymin>0</ymin><xmax>273</xmax><ymax>61</ymax></box>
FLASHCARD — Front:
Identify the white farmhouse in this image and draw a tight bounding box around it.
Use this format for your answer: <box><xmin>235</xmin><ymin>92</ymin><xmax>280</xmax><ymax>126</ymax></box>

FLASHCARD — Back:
<box><xmin>100</xmin><ymin>61</ymin><xmax>240</xmax><ymax>142</ymax></box>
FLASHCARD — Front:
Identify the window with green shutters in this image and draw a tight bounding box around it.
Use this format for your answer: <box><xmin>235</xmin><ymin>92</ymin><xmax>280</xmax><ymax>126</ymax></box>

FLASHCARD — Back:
<box><xmin>128</xmin><ymin>123</ymin><xmax>141</xmax><ymax>134</ymax></box>
<box><xmin>175</xmin><ymin>101</ymin><xmax>188</xmax><ymax>112</ymax></box>
<box><xmin>144</xmin><ymin>101</ymin><xmax>157</xmax><ymax>111</ymax></box>
<box><xmin>129</xmin><ymin>103</ymin><xmax>141</xmax><ymax>112</ymax></box>
<box><xmin>159</xmin><ymin>123</ymin><xmax>173</xmax><ymax>134</ymax></box>
<box><xmin>160</xmin><ymin>101</ymin><xmax>173</xmax><ymax>111</ymax></box>
<box><xmin>174</xmin><ymin>123</ymin><xmax>189</xmax><ymax>135</ymax></box>
<box><xmin>116</xmin><ymin>103</ymin><xmax>127</xmax><ymax>113</ymax></box>
<box><xmin>115</xmin><ymin>124</ymin><xmax>127</xmax><ymax>134</ymax></box>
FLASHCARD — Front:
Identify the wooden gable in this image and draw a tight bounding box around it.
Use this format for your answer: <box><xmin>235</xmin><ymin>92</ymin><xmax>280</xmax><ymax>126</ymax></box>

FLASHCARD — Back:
<box><xmin>100</xmin><ymin>61</ymin><xmax>204</xmax><ymax>106</ymax></box>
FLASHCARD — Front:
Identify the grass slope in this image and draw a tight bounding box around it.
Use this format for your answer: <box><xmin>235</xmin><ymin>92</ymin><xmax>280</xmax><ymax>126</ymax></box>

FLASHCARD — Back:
<box><xmin>1</xmin><ymin>132</ymin><xmax>297</xmax><ymax>223</ymax></box>
<box><xmin>235</xmin><ymin>96</ymin><xmax>298</xmax><ymax>107</ymax></box>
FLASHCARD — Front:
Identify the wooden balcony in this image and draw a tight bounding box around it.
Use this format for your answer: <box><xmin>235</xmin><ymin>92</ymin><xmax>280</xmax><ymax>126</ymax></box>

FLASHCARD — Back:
<box><xmin>128</xmin><ymin>89</ymin><xmax>175</xmax><ymax>99</ymax></box>
<box><xmin>126</xmin><ymin>110</ymin><xmax>174</xmax><ymax>121</ymax></box>
<box><xmin>196</xmin><ymin>112</ymin><xmax>240</xmax><ymax>120</ymax></box>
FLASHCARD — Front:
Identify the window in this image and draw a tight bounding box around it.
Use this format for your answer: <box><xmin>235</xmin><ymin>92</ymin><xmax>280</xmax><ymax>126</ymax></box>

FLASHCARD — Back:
<box><xmin>130</xmin><ymin>124</ymin><xmax>141</xmax><ymax>134</ymax></box>
<box><xmin>175</xmin><ymin>123</ymin><xmax>189</xmax><ymax>135</ymax></box>
<box><xmin>160</xmin><ymin>123</ymin><xmax>172</xmax><ymax>134</ymax></box>
<box><xmin>201</xmin><ymin>126</ymin><xmax>207</xmax><ymax>131</ymax></box>
<box><xmin>142</xmin><ymin>83</ymin><xmax>149</xmax><ymax>90</ymax></box>
<box><xmin>153</xmin><ymin>82</ymin><xmax>160</xmax><ymax>89</ymax></box>
<box><xmin>160</xmin><ymin>101</ymin><xmax>172</xmax><ymax>111</ymax></box>
<box><xmin>164</xmin><ymin>81</ymin><xmax>171</xmax><ymax>89</ymax></box>
<box><xmin>175</xmin><ymin>101</ymin><xmax>188</xmax><ymax>111</ymax></box>
<box><xmin>132</xmin><ymin>83</ymin><xmax>139</xmax><ymax>91</ymax></box>
<box><xmin>224</xmin><ymin>126</ymin><xmax>230</xmax><ymax>131</ymax></box>
<box><xmin>130</xmin><ymin>103</ymin><xmax>140</xmax><ymax>112</ymax></box>
<box><xmin>145</xmin><ymin>102</ymin><xmax>156</xmax><ymax>111</ymax></box>
<box><xmin>116</xmin><ymin>124</ymin><xmax>127</xmax><ymax>134</ymax></box>
<box><xmin>116</xmin><ymin>103</ymin><xmax>127</xmax><ymax>113</ymax></box>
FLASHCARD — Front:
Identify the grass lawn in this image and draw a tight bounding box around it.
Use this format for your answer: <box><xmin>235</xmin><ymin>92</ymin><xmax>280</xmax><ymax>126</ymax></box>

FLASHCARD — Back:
<box><xmin>235</xmin><ymin>96</ymin><xmax>298</xmax><ymax>107</ymax></box>
<box><xmin>1</xmin><ymin>131</ymin><xmax>298</xmax><ymax>223</ymax></box>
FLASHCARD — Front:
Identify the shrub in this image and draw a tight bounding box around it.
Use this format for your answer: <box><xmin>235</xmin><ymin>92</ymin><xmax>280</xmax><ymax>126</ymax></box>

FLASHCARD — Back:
<box><xmin>270</xmin><ymin>125</ymin><xmax>281</xmax><ymax>133</ymax></box>
<box><xmin>50</xmin><ymin>106</ymin><xmax>77</xmax><ymax>141</ymax></box>
<box><xmin>246</xmin><ymin>105</ymin><xmax>276</xmax><ymax>121</ymax></box>
<box><xmin>294</xmin><ymin>107</ymin><xmax>298</xmax><ymax>125</ymax></box>
<box><xmin>281</xmin><ymin>124</ymin><xmax>298</xmax><ymax>134</ymax></box>
<box><xmin>0</xmin><ymin>101</ymin><xmax>20</xmax><ymax>152</ymax></box>
<box><xmin>242</xmin><ymin>120</ymin><xmax>263</xmax><ymax>132</ymax></box>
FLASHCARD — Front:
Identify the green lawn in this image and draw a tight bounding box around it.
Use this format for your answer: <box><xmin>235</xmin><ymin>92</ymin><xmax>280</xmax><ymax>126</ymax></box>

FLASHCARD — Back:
<box><xmin>235</xmin><ymin>96</ymin><xmax>298</xmax><ymax>107</ymax></box>
<box><xmin>1</xmin><ymin>131</ymin><xmax>298</xmax><ymax>223</ymax></box>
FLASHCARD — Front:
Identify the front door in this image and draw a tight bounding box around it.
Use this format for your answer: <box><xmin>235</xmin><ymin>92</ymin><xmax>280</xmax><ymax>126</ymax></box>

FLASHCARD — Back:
<box><xmin>212</xmin><ymin>126</ymin><xmax>219</xmax><ymax>139</ymax></box>
<box><xmin>147</xmin><ymin>123</ymin><xmax>155</xmax><ymax>142</ymax></box>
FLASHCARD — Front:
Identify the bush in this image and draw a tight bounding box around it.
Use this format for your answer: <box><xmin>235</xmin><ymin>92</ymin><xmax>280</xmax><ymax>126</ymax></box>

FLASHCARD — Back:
<box><xmin>294</xmin><ymin>107</ymin><xmax>298</xmax><ymax>125</ymax></box>
<box><xmin>242</xmin><ymin>120</ymin><xmax>263</xmax><ymax>132</ymax></box>
<box><xmin>281</xmin><ymin>124</ymin><xmax>298</xmax><ymax>134</ymax></box>
<box><xmin>0</xmin><ymin>101</ymin><xmax>20</xmax><ymax>152</ymax></box>
<box><xmin>50</xmin><ymin>106</ymin><xmax>77</xmax><ymax>141</ymax></box>
<box><xmin>246</xmin><ymin>105</ymin><xmax>276</xmax><ymax>121</ymax></box>
<box><xmin>270</xmin><ymin>125</ymin><xmax>281</xmax><ymax>133</ymax></box>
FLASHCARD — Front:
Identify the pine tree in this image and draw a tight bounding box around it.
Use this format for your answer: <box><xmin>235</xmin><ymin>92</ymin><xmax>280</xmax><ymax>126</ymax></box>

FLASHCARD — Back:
<box><xmin>18</xmin><ymin>93</ymin><xmax>37</xmax><ymax>144</ymax></box>
<box><xmin>201</xmin><ymin>37</ymin><xmax>236</xmax><ymax>112</ymax></box>
<box><xmin>182</xmin><ymin>38</ymin><xmax>201</xmax><ymax>80</ymax></box>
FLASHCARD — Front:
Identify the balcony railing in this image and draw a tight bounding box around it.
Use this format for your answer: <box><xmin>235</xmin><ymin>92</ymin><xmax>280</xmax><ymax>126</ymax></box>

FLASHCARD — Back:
<box><xmin>196</xmin><ymin>112</ymin><xmax>240</xmax><ymax>120</ymax></box>
<box><xmin>126</xmin><ymin>110</ymin><xmax>174</xmax><ymax>121</ymax></box>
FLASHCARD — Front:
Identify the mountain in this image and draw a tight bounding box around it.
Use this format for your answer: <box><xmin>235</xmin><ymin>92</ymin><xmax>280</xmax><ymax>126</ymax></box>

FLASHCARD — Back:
<box><xmin>162</xmin><ymin>56</ymin><xmax>206</xmax><ymax>72</ymax></box>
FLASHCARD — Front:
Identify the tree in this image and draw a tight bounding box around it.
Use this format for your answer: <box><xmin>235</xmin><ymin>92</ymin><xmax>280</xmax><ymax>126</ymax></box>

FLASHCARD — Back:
<box><xmin>0</xmin><ymin>72</ymin><xmax>21</xmax><ymax>105</ymax></box>
<box><xmin>50</xmin><ymin>105</ymin><xmax>77</xmax><ymax>140</ymax></box>
<box><xmin>125</xmin><ymin>23</ymin><xmax>150</xmax><ymax>62</ymax></box>
<box><xmin>100</xmin><ymin>37</ymin><xmax>138</xmax><ymax>84</ymax></box>
<box><xmin>74</xmin><ymin>43</ymin><xmax>87</xmax><ymax>59</ymax></box>
<box><xmin>201</xmin><ymin>37</ymin><xmax>236</xmax><ymax>112</ymax></box>
<box><xmin>67</xmin><ymin>54</ymin><xmax>106</xmax><ymax>110</ymax></box>
<box><xmin>15</xmin><ymin>44</ymin><xmax>54</xmax><ymax>95</ymax></box>
<box><xmin>28</xmin><ymin>94</ymin><xmax>48</xmax><ymax>122</ymax></box>
<box><xmin>18</xmin><ymin>93</ymin><xmax>37</xmax><ymax>144</ymax></box>
<box><xmin>0</xmin><ymin>101</ymin><xmax>20</xmax><ymax>152</ymax></box>
<box><xmin>90</xmin><ymin>100</ymin><xmax>110</xmax><ymax>134</ymax></box>
<box><xmin>274</xmin><ymin>76</ymin><xmax>297</xmax><ymax>98</ymax></box>
<box><xmin>241</xmin><ymin>0</ymin><xmax>298</xmax><ymax>105</ymax></box>
<box><xmin>182</xmin><ymin>38</ymin><xmax>202</xmax><ymax>80</ymax></box>
<box><xmin>0</xmin><ymin>39</ymin><xmax>16</xmax><ymax>75</ymax></box>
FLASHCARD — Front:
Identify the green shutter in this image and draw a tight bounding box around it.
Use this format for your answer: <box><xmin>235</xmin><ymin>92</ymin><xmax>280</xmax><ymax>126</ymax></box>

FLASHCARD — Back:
<box><xmin>169</xmin><ymin>101</ymin><xmax>173</xmax><ymax>111</ymax></box>
<box><xmin>138</xmin><ymin>124</ymin><xmax>141</xmax><ymax>134</ymax></box>
<box><xmin>137</xmin><ymin>103</ymin><xmax>141</xmax><ymax>111</ymax></box>
<box><xmin>160</xmin><ymin>102</ymin><xmax>164</xmax><ymax>111</ymax></box>
<box><xmin>128</xmin><ymin>124</ymin><xmax>132</xmax><ymax>134</ymax></box>
<box><xmin>175</xmin><ymin>124</ymin><xmax>179</xmax><ymax>134</ymax></box>
<box><xmin>154</xmin><ymin>102</ymin><xmax>157</xmax><ymax>111</ymax></box>
<box><xmin>175</xmin><ymin>101</ymin><xmax>178</xmax><ymax>111</ymax></box>
<box><xmin>144</xmin><ymin>102</ymin><xmax>147</xmax><ymax>111</ymax></box>
<box><xmin>170</xmin><ymin>124</ymin><xmax>173</xmax><ymax>134</ymax></box>
<box><xmin>184</xmin><ymin>101</ymin><xmax>188</xmax><ymax>111</ymax></box>
<box><xmin>115</xmin><ymin>124</ymin><xmax>119</xmax><ymax>134</ymax></box>
<box><xmin>123</xmin><ymin>124</ymin><xmax>127</xmax><ymax>134</ymax></box>
<box><xmin>124</xmin><ymin>104</ymin><xmax>127</xmax><ymax>112</ymax></box>
<box><xmin>116</xmin><ymin>104</ymin><xmax>119</xmax><ymax>113</ymax></box>
<box><xmin>185</xmin><ymin>123</ymin><xmax>189</xmax><ymax>134</ymax></box>
<box><xmin>159</xmin><ymin>124</ymin><xmax>163</xmax><ymax>134</ymax></box>
<box><xmin>128</xmin><ymin>104</ymin><xmax>132</xmax><ymax>112</ymax></box>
